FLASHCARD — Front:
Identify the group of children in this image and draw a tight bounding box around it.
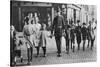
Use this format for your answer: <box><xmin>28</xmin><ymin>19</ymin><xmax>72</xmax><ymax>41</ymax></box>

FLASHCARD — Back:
<box><xmin>10</xmin><ymin>12</ymin><xmax>48</xmax><ymax>65</ymax></box>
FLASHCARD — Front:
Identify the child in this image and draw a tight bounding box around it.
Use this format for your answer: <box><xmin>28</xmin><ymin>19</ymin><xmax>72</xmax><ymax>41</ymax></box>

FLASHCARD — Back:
<box><xmin>36</xmin><ymin>23</ymin><xmax>47</xmax><ymax>57</ymax></box>
<box><xmin>41</xmin><ymin>23</ymin><xmax>47</xmax><ymax>57</ymax></box>
<box><xmin>14</xmin><ymin>40</ymin><xmax>23</xmax><ymax>65</ymax></box>
<box><xmin>25</xmin><ymin>41</ymin><xmax>32</xmax><ymax>65</ymax></box>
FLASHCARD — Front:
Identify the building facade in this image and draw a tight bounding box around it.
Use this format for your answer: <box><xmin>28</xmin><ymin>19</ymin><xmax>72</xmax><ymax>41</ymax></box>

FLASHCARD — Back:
<box><xmin>11</xmin><ymin>1</ymin><xmax>96</xmax><ymax>31</ymax></box>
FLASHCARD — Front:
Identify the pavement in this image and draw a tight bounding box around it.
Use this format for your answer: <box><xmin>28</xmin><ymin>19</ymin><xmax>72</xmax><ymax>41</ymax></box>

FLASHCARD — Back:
<box><xmin>14</xmin><ymin>31</ymin><xmax>97</xmax><ymax>66</ymax></box>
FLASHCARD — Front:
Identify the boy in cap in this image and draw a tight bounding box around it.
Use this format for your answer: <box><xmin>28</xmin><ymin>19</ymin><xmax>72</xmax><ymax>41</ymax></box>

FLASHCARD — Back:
<box><xmin>75</xmin><ymin>20</ymin><xmax>81</xmax><ymax>50</ymax></box>
<box><xmin>81</xmin><ymin>23</ymin><xmax>87</xmax><ymax>51</ymax></box>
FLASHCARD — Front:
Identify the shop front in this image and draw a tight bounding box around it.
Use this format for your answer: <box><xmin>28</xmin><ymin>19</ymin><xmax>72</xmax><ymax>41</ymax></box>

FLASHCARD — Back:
<box><xmin>67</xmin><ymin>4</ymin><xmax>81</xmax><ymax>24</ymax></box>
<box><xmin>11</xmin><ymin>1</ymin><xmax>52</xmax><ymax>31</ymax></box>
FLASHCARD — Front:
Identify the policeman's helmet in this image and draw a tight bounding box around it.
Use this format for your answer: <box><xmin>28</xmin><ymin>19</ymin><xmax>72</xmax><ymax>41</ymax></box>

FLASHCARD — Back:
<box><xmin>83</xmin><ymin>23</ymin><xmax>86</xmax><ymax>25</ymax></box>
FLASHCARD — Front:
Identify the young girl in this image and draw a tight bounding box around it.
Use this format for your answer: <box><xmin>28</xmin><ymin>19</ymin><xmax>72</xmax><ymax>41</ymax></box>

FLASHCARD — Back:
<box><xmin>41</xmin><ymin>23</ymin><xmax>47</xmax><ymax>57</ymax></box>
<box><xmin>35</xmin><ymin>23</ymin><xmax>47</xmax><ymax>57</ymax></box>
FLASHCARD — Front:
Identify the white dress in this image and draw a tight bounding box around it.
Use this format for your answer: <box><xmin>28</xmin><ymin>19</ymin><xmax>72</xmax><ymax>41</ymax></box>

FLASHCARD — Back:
<box><xmin>34</xmin><ymin>23</ymin><xmax>42</xmax><ymax>47</ymax></box>
<box><xmin>41</xmin><ymin>30</ymin><xmax>47</xmax><ymax>47</ymax></box>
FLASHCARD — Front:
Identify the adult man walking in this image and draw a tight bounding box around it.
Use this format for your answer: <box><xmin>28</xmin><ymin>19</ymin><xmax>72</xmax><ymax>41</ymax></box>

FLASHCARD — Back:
<box><xmin>51</xmin><ymin>7</ymin><xmax>65</xmax><ymax>57</ymax></box>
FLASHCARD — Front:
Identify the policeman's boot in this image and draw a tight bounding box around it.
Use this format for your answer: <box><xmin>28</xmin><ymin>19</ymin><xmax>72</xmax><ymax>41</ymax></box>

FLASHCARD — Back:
<box><xmin>42</xmin><ymin>47</ymin><xmax>46</xmax><ymax>57</ymax></box>
<box><xmin>57</xmin><ymin>53</ymin><xmax>61</xmax><ymax>57</ymax></box>
<box><xmin>57</xmin><ymin>48</ymin><xmax>61</xmax><ymax>57</ymax></box>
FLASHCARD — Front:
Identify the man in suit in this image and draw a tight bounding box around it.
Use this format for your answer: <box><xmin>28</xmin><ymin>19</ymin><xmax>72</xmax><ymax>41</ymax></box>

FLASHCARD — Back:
<box><xmin>51</xmin><ymin>7</ymin><xmax>65</xmax><ymax>57</ymax></box>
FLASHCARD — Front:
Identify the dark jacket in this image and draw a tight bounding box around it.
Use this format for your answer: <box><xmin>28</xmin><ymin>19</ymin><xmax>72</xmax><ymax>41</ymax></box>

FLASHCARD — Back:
<box><xmin>75</xmin><ymin>25</ymin><xmax>81</xmax><ymax>44</ymax></box>
<box><xmin>81</xmin><ymin>26</ymin><xmax>87</xmax><ymax>40</ymax></box>
<box><xmin>52</xmin><ymin>15</ymin><xmax>65</xmax><ymax>37</ymax></box>
<box><xmin>70</xmin><ymin>28</ymin><xmax>75</xmax><ymax>40</ymax></box>
<box><xmin>75</xmin><ymin>26</ymin><xmax>81</xmax><ymax>37</ymax></box>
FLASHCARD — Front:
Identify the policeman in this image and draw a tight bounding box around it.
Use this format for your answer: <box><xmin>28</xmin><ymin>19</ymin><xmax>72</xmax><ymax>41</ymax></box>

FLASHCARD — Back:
<box><xmin>51</xmin><ymin>7</ymin><xmax>65</xmax><ymax>57</ymax></box>
<box><xmin>75</xmin><ymin>20</ymin><xmax>81</xmax><ymax>50</ymax></box>
<box><xmin>81</xmin><ymin>23</ymin><xmax>87</xmax><ymax>51</ymax></box>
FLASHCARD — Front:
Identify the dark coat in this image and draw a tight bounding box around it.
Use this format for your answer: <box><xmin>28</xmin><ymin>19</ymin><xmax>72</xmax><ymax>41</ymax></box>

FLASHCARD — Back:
<box><xmin>70</xmin><ymin>28</ymin><xmax>75</xmax><ymax>41</ymax></box>
<box><xmin>87</xmin><ymin>25</ymin><xmax>92</xmax><ymax>40</ymax></box>
<box><xmin>81</xmin><ymin>26</ymin><xmax>87</xmax><ymax>40</ymax></box>
<box><xmin>75</xmin><ymin>26</ymin><xmax>81</xmax><ymax>44</ymax></box>
<box><xmin>52</xmin><ymin>15</ymin><xmax>65</xmax><ymax>37</ymax></box>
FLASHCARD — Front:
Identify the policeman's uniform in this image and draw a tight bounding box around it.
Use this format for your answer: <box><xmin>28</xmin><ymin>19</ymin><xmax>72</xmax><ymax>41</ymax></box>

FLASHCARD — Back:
<box><xmin>52</xmin><ymin>9</ymin><xmax>65</xmax><ymax>57</ymax></box>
